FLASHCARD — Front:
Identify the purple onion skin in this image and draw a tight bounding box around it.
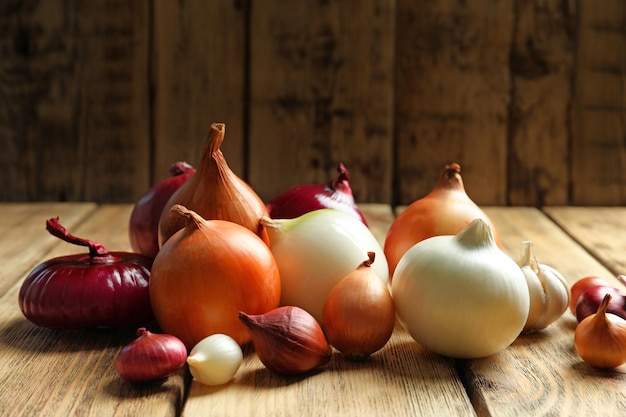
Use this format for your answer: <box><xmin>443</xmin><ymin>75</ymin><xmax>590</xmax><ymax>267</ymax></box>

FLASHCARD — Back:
<box><xmin>576</xmin><ymin>285</ymin><xmax>626</xmax><ymax>322</ymax></box>
<box><xmin>266</xmin><ymin>163</ymin><xmax>368</xmax><ymax>226</ymax></box>
<box><xmin>129</xmin><ymin>162</ymin><xmax>195</xmax><ymax>258</ymax></box>
<box><xmin>19</xmin><ymin>252</ymin><xmax>154</xmax><ymax>329</ymax></box>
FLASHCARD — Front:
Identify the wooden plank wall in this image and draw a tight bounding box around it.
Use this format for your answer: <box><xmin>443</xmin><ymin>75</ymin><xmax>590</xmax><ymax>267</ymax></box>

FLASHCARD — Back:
<box><xmin>1</xmin><ymin>0</ymin><xmax>624</xmax><ymax>207</ymax></box>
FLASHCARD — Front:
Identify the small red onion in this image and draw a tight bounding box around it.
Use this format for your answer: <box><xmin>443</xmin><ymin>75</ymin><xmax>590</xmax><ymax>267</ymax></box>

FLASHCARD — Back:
<box><xmin>129</xmin><ymin>161</ymin><xmax>195</xmax><ymax>258</ymax></box>
<box><xmin>576</xmin><ymin>285</ymin><xmax>626</xmax><ymax>322</ymax></box>
<box><xmin>266</xmin><ymin>163</ymin><xmax>368</xmax><ymax>226</ymax></box>
<box><xmin>19</xmin><ymin>217</ymin><xmax>154</xmax><ymax>328</ymax></box>
<box><xmin>116</xmin><ymin>328</ymin><xmax>187</xmax><ymax>383</ymax></box>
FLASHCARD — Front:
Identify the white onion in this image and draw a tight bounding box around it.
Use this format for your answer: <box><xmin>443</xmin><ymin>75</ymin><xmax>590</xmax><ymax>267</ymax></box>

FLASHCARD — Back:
<box><xmin>261</xmin><ymin>209</ymin><xmax>388</xmax><ymax>322</ymax></box>
<box><xmin>391</xmin><ymin>219</ymin><xmax>529</xmax><ymax>359</ymax></box>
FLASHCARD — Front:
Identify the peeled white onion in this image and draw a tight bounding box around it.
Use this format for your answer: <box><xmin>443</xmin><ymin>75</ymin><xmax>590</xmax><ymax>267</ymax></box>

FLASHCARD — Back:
<box><xmin>391</xmin><ymin>219</ymin><xmax>529</xmax><ymax>359</ymax></box>
<box><xmin>261</xmin><ymin>209</ymin><xmax>388</xmax><ymax>322</ymax></box>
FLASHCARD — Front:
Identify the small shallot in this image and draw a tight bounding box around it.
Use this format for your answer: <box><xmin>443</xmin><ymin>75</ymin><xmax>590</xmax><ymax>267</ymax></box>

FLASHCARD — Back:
<box><xmin>239</xmin><ymin>306</ymin><xmax>332</xmax><ymax>376</ymax></box>
<box><xmin>322</xmin><ymin>252</ymin><xmax>395</xmax><ymax>360</ymax></box>
<box><xmin>115</xmin><ymin>328</ymin><xmax>187</xmax><ymax>383</ymax></box>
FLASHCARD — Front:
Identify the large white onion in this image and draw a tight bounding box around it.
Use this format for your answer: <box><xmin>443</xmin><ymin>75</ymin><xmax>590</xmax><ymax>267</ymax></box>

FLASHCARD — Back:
<box><xmin>391</xmin><ymin>219</ymin><xmax>529</xmax><ymax>359</ymax></box>
<box><xmin>261</xmin><ymin>209</ymin><xmax>388</xmax><ymax>322</ymax></box>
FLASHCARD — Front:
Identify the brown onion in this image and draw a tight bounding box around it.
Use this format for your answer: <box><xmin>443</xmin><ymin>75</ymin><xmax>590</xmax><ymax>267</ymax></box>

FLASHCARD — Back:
<box><xmin>322</xmin><ymin>252</ymin><xmax>395</xmax><ymax>360</ymax></box>
<box><xmin>158</xmin><ymin>123</ymin><xmax>268</xmax><ymax>247</ymax></box>
<box><xmin>150</xmin><ymin>205</ymin><xmax>281</xmax><ymax>348</ymax></box>
<box><xmin>384</xmin><ymin>163</ymin><xmax>501</xmax><ymax>278</ymax></box>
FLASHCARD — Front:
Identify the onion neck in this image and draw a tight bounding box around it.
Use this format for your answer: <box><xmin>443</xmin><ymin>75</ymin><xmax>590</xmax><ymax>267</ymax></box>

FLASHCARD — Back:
<box><xmin>169</xmin><ymin>204</ymin><xmax>203</xmax><ymax>232</ymax></box>
<box><xmin>455</xmin><ymin>218</ymin><xmax>497</xmax><ymax>249</ymax></box>
<box><xmin>432</xmin><ymin>163</ymin><xmax>466</xmax><ymax>193</ymax></box>
<box><xmin>46</xmin><ymin>217</ymin><xmax>109</xmax><ymax>257</ymax></box>
<box><xmin>328</xmin><ymin>163</ymin><xmax>354</xmax><ymax>196</ymax></box>
<box><xmin>197</xmin><ymin>123</ymin><xmax>227</xmax><ymax>177</ymax></box>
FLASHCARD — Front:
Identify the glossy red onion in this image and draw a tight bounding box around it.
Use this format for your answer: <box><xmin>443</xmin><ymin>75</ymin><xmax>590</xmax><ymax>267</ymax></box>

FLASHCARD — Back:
<box><xmin>19</xmin><ymin>217</ymin><xmax>154</xmax><ymax>328</ymax></box>
<box><xmin>266</xmin><ymin>163</ymin><xmax>367</xmax><ymax>226</ymax></box>
<box><xmin>116</xmin><ymin>328</ymin><xmax>187</xmax><ymax>383</ymax></box>
<box><xmin>129</xmin><ymin>161</ymin><xmax>195</xmax><ymax>258</ymax></box>
<box><xmin>575</xmin><ymin>285</ymin><xmax>626</xmax><ymax>323</ymax></box>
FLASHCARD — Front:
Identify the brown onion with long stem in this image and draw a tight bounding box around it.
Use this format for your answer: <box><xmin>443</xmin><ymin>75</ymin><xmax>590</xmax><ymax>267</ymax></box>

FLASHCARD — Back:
<box><xmin>158</xmin><ymin>123</ymin><xmax>269</xmax><ymax>247</ymax></box>
<box><xmin>384</xmin><ymin>163</ymin><xmax>501</xmax><ymax>278</ymax></box>
<box><xmin>150</xmin><ymin>205</ymin><xmax>281</xmax><ymax>348</ymax></box>
<box><xmin>322</xmin><ymin>252</ymin><xmax>395</xmax><ymax>360</ymax></box>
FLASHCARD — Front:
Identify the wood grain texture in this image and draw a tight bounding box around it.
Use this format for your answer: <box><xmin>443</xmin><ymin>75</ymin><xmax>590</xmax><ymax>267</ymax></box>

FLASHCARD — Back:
<box><xmin>571</xmin><ymin>0</ymin><xmax>626</xmax><ymax>205</ymax></box>
<box><xmin>507</xmin><ymin>1</ymin><xmax>574</xmax><ymax>206</ymax></box>
<box><xmin>542</xmin><ymin>207</ymin><xmax>626</xmax><ymax>276</ymax></box>
<box><xmin>0</xmin><ymin>0</ymin><xmax>151</xmax><ymax>203</ymax></box>
<box><xmin>0</xmin><ymin>204</ymin><xmax>187</xmax><ymax>417</ymax></box>
<box><xmin>394</xmin><ymin>0</ymin><xmax>513</xmax><ymax>206</ymax></box>
<box><xmin>152</xmin><ymin>0</ymin><xmax>247</xmax><ymax>181</ymax></box>
<box><xmin>247</xmin><ymin>0</ymin><xmax>395</xmax><ymax>203</ymax></box>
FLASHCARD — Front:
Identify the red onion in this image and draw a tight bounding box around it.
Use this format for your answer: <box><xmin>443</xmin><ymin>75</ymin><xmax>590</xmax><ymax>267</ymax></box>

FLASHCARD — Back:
<box><xmin>129</xmin><ymin>161</ymin><xmax>195</xmax><ymax>258</ymax></box>
<box><xmin>19</xmin><ymin>217</ymin><xmax>154</xmax><ymax>328</ymax></box>
<box><xmin>266</xmin><ymin>163</ymin><xmax>368</xmax><ymax>226</ymax></box>
<box><xmin>576</xmin><ymin>285</ymin><xmax>626</xmax><ymax>322</ymax></box>
<box><xmin>116</xmin><ymin>328</ymin><xmax>187</xmax><ymax>383</ymax></box>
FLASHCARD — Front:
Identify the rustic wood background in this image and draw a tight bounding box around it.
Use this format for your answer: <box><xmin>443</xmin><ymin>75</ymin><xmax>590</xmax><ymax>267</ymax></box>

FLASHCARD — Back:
<box><xmin>1</xmin><ymin>0</ymin><xmax>624</xmax><ymax>207</ymax></box>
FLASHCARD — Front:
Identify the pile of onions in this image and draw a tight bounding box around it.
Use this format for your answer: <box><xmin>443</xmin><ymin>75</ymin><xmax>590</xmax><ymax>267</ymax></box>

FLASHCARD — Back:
<box><xmin>384</xmin><ymin>163</ymin><xmax>501</xmax><ymax>277</ymax></box>
<box><xmin>266</xmin><ymin>162</ymin><xmax>367</xmax><ymax>225</ymax></box>
<box><xmin>149</xmin><ymin>205</ymin><xmax>281</xmax><ymax>348</ymax></box>
<box><xmin>261</xmin><ymin>209</ymin><xmax>388</xmax><ymax>322</ymax></box>
<box><xmin>158</xmin><ymin>123</ymin><xmax>269</xmax><ymax>247</ymax></box>
<box><xmin>129</xmin><ymin>161</ymin><xmax>195</xmax><ymax>258</ymax></box>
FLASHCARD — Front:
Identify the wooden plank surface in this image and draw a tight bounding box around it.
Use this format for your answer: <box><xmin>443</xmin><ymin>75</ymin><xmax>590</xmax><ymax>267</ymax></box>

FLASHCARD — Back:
<box><xmin>507</xmin><ymin>1</ymin><xmax>573</xmax><ymax>206</ymax></box>
<box><xmin>542</xmin><ymin>207</ymin><xmax>626</xmax><ymax>276</ymax></box>
<box><xmin>571</xmin><ymin>0</ymin><xmax>626</xmax><ymax>205</ymax></box>
<box><xmin>393</xmin><ymin>0</ymin><xmax>513</xmax><ymax>205</ymax></box>
<box><xmin>0</xmin><ymin>204</ymin><xmax>187</xmax><ymax>417</ymax></box>
<box><xmin>0</xmin><ymin>0</ymin><xmax>151</xmax><ymax>203</ymax></box>
<box><xmin>247</xmin><ymin>0</ymin><xmax>395</xmax><ymax>204</ymax></box>
<box><xmin>152</xmin><ymin>0</ymin><xmax>247</xmax><ymax>181</ymax></box>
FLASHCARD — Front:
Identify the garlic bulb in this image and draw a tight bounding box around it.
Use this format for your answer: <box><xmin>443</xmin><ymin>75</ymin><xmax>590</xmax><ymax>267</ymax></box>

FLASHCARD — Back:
<box><xmin>518</xmin><ymin>241</ymin><xmax>570</xmax><ymax>333</ymax></box>
<box><xmin>186</xmin><ymin>334</ymin><xmax>243</xmax><ymax>386</ymax></box>
<box><xmin>391</xmin><ymin>219</ymin><xmax>530</xmax><ymax>359</ymax></box>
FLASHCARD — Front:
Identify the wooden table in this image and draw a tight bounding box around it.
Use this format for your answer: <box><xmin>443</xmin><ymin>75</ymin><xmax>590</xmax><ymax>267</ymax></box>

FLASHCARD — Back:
<box><xmin>1</xmin><ymin>203</ymin><xmax>625</xmax><ymax>416</ymax></box>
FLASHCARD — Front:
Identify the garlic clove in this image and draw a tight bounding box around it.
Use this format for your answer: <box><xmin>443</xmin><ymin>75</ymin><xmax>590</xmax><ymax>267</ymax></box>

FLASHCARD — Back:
<box><xmin>239</xmin><ymin>306</ymin><xmax>332</xmax><ymax>376</ymax></box>
<box><xmin>518</xmin><ymin>241</ymin><xmax>569</xmax><ymax>333</ymax></box>
<box><xmin>186</xmin><ymin>334</ymin><xmax>243</xmax><ymax>386</ymax></box>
